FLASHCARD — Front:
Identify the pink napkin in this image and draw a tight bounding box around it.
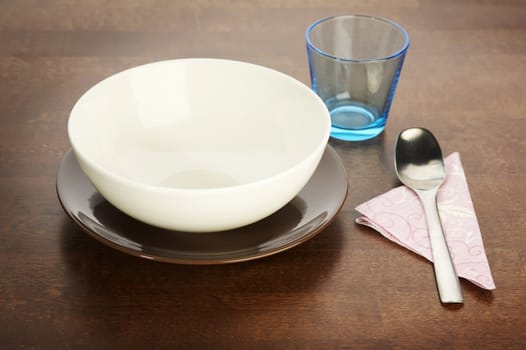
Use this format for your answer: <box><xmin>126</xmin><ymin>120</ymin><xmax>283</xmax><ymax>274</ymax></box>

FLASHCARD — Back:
<box><xmin>355</xmin><ymin>152</ymin><xmax>495</xmax><ymax>290</ymax></box>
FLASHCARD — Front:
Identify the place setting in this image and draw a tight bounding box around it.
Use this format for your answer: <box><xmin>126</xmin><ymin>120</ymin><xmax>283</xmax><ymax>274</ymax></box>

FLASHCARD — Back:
<box><xmin>57</xmin><ymin>14</ymin><xmax>494</xmax><ymax>303</ymax></box>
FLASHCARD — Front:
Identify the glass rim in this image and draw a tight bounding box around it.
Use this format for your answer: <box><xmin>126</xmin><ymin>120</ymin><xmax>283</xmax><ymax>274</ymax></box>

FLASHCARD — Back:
<box><xmin>305</xmin><ymin>14</ymin><xmax>410</xmax><ymax>63</ymax></box>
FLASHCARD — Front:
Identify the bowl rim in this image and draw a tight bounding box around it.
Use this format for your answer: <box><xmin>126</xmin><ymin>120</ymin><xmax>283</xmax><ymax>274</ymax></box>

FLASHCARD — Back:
<box><xmin>68</xmin><ymin>58</ymin><xmax>331</xmax><ymax>194</ymax></box>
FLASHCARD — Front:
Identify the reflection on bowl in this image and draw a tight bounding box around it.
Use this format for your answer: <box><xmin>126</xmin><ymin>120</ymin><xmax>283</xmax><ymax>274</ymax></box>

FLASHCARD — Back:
<box><xmin>68</xmin><ymin>59</ymin><xmax>330</xmax><ymax>232</ymax></box>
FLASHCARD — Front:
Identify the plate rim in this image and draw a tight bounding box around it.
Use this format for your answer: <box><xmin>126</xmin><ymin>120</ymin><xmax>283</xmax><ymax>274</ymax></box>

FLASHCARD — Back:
<box><xmin>56</xmin><ymin>145</ymin><xmax>348</xmax><ymax>264</ymax></box>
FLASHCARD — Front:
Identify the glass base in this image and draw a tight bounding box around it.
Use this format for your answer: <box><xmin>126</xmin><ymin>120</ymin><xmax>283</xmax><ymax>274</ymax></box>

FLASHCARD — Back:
<box><xmin>328</xmin><ymin>103</ymin><xmax>386</xmax><ymax>141</ymax></box>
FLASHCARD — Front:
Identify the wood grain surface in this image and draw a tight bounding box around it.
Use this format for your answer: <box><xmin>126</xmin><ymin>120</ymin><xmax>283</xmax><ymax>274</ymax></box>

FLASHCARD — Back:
<box><xmin>1</xmin><ymin>0</ymin><xmax>525</xmax><ymax>348</ymax></box>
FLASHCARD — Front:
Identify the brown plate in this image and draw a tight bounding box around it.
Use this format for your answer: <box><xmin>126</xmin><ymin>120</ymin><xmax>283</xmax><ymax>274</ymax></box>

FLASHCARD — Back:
<box><xmin>56</xmin><ymin>145</ymin><xmax>348</xmax><ymax>264</ymax></box>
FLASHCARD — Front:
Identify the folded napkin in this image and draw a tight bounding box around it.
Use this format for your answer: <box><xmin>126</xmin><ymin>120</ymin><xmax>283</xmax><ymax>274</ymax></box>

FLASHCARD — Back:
<box><xmin>355</xmin><ymin>152</ymin><xmax>495</xmax><ymax>290</ymax></box>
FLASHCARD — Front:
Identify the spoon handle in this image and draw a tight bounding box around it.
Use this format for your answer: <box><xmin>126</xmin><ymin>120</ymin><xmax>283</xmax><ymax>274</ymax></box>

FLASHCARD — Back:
<box><xmin>418</xmin><ymin>189</ymin><xmax>464</xmax><ymax>304</ymax></box>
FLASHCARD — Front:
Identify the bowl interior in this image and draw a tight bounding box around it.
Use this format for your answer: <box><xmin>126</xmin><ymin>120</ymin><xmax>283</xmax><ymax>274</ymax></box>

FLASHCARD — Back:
<box><xmin>69</xmin><ymin>59</ymin><xmax>329</xmax><ymax>189</ymax></box>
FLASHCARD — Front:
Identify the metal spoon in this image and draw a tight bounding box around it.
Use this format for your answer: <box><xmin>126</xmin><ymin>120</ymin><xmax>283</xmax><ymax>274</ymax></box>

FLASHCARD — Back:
<box><xmin>395</xmin><ymin>127</ymin><xmax>463</xmax><ymax>304</ymax></box>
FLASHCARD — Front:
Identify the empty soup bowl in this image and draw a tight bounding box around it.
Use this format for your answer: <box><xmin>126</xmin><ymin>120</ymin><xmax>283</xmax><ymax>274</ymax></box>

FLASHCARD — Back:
<box><xmin>68</xmin><ymin>59</ymin><xmax>331</xmax><ymax>232</ymax></box>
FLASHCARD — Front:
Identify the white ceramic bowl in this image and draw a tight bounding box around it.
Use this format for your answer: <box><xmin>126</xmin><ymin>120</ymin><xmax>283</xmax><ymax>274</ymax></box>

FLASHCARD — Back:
<box><xmin>68</xmin><ymin>59</ymin><xmax>330</xmax><ymax>232</ymax></box>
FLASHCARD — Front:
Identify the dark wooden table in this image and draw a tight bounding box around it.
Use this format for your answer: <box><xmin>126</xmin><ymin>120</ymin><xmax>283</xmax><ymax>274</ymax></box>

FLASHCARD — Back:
<box><xmin>1</xmin><ymin>1</ymin><xmax>525</xmax><ymax>348</ymax></box>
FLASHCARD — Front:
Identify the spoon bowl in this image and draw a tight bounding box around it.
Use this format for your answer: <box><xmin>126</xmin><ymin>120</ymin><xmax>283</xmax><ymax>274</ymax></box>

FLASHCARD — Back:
<box><xmin>395</xmin><ymin>127</ymin><xmax>446</xmax><ymax>190</ymax></box>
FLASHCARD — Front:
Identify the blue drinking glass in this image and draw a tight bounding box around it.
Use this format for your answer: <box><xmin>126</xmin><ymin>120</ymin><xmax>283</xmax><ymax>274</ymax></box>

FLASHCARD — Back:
<box><xmin>306</xmin><ymin>15</ymin><xmax>409</xmax><ymax>141</ymax></box>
